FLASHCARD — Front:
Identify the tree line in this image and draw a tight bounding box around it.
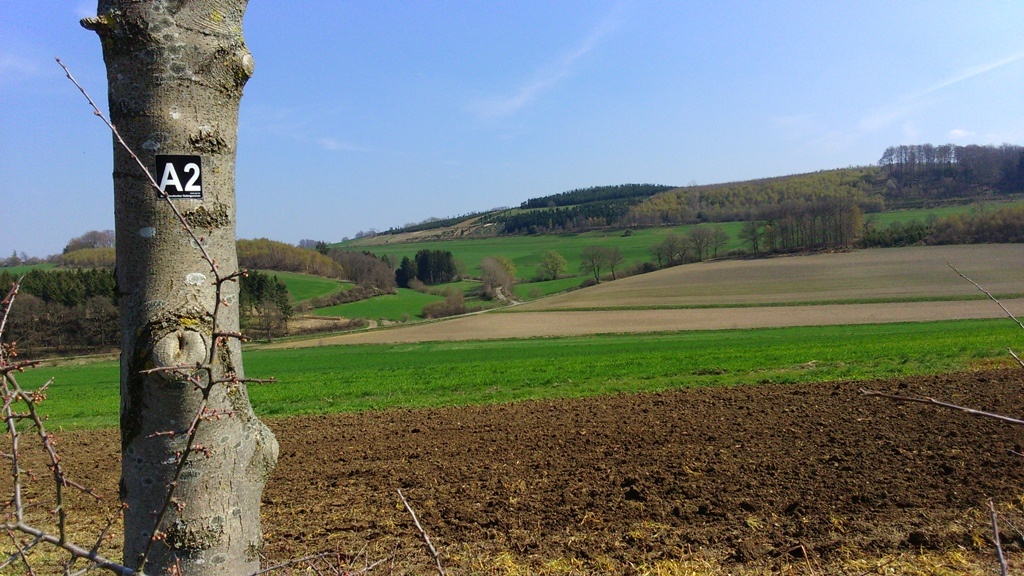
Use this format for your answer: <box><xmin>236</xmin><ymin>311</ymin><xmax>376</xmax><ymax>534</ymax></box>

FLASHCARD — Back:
<box><xmin>485</xmin><ymin>199</ymin><xmax>641</xmax><ymax>235</ymax></box>
<box><xmin>395</xmin><ymin>249</ymin><xmax>460</xmax><ymax>288</ymax></box>
<box><xmin>862</xmin><ymin>204</ymin><xmax>1024</xmax><ymax>247</ymax></box>
<box><xmin>878</xmin><ymin>143</ymin><xmax>1024</xmax><ymax>201</ymax></box>
<box><xmin>520</xmin><ymin>183</ymin><xmax>674</xmax><ymax>209</ymax></box>
<box><xmin>0</xmin><ymin>268</ymin><xmax>305</xmax><ymax>353</ymax></box>
<box><xmin>237</xmin><ymin>238</ymin><xmax>346</xmax><ymax>277</ymax></box>
<box><xmin>627</xmin><ymin>168</ymin><xmax>881</xmax><ymax>228</ymax></box>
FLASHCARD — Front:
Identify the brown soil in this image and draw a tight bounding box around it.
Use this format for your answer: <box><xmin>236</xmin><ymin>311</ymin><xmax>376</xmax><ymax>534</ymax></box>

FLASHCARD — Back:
<box><xmin>43</xmin><ymin>369</ymin><xmax>1024</xmax><ymax>573</ymax></box>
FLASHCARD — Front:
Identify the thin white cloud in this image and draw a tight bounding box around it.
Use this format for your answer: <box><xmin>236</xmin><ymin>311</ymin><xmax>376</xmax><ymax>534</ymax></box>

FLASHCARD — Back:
<box><xmin>467</xmin><ymin>7</ymin><xmax>624</xmax><ymax>120</ymax></box>
<box><xmin>947</xmin><ymin>128</ymin><xmax>974</xmax><ymax>141</ymax></box>
<box><xmin>0</xmin><ymin>53</ymin><xmax>39</xmax><ymax>80</ymax></box>
<box><xmin>317</xmin><ymin>137</ymin><xmax>369</xmax><ymax>153</ymax></box>
<box><xmin>858</xmin><ymin>49</ymin><xmax>1024</xmax><ymax>135</ymax></box>
<box><xmin>906</xmin><ymin>50</ymin><xmax>1024</xmax><ymax>104</ymax></box>
<box><xmin>241</xmin><ymin>106</ymin><xmax>368</xmax><ymax>153</ymax></box>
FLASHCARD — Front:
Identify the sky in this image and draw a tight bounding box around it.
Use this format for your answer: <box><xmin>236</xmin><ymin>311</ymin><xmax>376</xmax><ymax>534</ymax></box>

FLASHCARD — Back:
<box><xmin>3</xmin><ymin>2</ymin><xmax>1023</xmax><ymax>258</ymax></box>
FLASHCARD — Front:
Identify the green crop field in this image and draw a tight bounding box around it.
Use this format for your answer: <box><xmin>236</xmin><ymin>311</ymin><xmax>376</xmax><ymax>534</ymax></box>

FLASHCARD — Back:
<box><xmin>15</xmin><ymin>318</ymin><xmax>1021</xmax><ymax>430</ymax></box>
<box><xmin>270</xmin><ymin>271</ymin><xmax>351</xmax><ymax>302</ymax></box>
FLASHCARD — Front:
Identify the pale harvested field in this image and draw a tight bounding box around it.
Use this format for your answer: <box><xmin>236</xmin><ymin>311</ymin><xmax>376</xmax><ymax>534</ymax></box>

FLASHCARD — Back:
<box><xmin>531</xmin><ymin>244</ymin><xmax>1024</xmax><ymax>309</ymax></box>
<box><xmin>266</xmin><ymin>244</ymin><xmax>1024</xmax><ymax>347</ymax></box>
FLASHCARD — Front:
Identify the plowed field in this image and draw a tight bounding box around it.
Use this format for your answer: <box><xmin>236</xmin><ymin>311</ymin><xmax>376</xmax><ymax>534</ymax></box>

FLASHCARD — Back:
<box><xmin>48</xmin><ymin>368</ymin><xmax>1024</xmax><ymax>574</ymax></box>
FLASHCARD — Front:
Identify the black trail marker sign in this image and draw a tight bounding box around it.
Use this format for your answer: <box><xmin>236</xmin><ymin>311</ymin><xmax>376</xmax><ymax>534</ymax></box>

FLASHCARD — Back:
<box><xmin>155</xmin><ymin>155</ymin><xmax>203</xmax><ymax>199</ymax></box>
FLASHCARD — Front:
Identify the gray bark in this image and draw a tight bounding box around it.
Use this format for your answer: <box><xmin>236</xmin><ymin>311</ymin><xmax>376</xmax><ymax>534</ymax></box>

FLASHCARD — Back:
<box><xmin>82</xmin><ymin>1</ymin><xmax>278</xmax><ymax>574</ymax></box>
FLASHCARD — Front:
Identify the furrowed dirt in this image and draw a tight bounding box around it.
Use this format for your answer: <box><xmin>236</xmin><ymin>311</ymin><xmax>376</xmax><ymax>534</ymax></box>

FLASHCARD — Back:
<box><xmin>42</xmin><ymin>368</ymin><xmax>1024</xmax><ymax>573</ymax></box>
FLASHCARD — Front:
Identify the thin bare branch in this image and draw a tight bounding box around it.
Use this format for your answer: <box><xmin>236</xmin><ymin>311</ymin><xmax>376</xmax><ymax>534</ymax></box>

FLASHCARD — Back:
<box><xmin>138</xmin><ymin>363</ymin><xmax>210</xmax><ymax>376</ymax></box>
<box><xmin>1007</xmin><ymin>347</ymin><xmax>1024</xmax><ymax>370</ymax></box>
<box><xmin>990</xmin><ymin>499</ymin><xmax>1010</xmax><ymax>576</ymax></box>
<box><xmin>56</xmin><ymin>57</ymin><xmax>223</xmax><ymax>281</ymax></box>
<box><xmin>0</xmin><ymin>281</ymin><xmax>22</xmax><ymax>352</ymax></box>
<box><xmin>0</xmin><ymin>532</ymin><xmax>42</xmax><ymax>572</ymax></box>
<box><xmin>213</xmin><ymin>376</ymin><xmax>276</xmax><ymax>386</ymax></box>
<box><xmin>397</xmin><ymin>489</ymin><xmax>445</xmax><ymax>576</ymax></box>
<box><xmin>3</xmin><ymin>521</ymin><xmax>133</xmax><ymax>576</ymax></box>
<box><xmin>861</xmin><ymin>389</ymin><xmax>1024</xmax><ymax>425</ymax></box>
<box><xmin>948</xmin><ymin>263</ymin><xmax>1024</xmax><ymax>332</ymax></box>
<box><xmin>0</xmin><ymin>361</ymin><xmax>43</xmax><ymax>376</ymax></box>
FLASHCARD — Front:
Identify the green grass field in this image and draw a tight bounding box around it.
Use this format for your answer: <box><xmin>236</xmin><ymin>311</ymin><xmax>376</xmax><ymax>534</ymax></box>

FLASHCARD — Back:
<box><xmin>514</xmin><ymin>276</ymin><xmax>586</xmax><ymax>300</ymax></box>
<box><xmin>0</xmin><ymin>263</ymin><xmax>56</xmax><ymax>275</ymax></box>
<box><xmin>312</xmin><ymin>287</ymin><xmax>444</xmax><ymax>320</ymax></box>
<box><xmin>866</xmin><ymin>200</ymin><xmax>1024</xmax><ymax>227</ymax></box>
<box><xmin>270</xmin><ymin>271</ymin><xmax>351</xmax><ymax>302</ymax></box>
<box><xmin>15</xmin><ymin>318</ymin><xmax>1020</xmax><ymax>430</ymax></box>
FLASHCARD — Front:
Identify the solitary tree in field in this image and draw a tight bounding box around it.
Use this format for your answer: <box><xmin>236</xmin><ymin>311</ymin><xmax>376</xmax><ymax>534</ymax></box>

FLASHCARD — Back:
<box><xmin>480</xmin><ymin>256</ymin><xmax>516</xmax><ymax>300</ymax></box>
<box><xmin>82</xmin><ymin>1</ymin><xmax>278</xmax><ymax>574</ymax></box>
<box><xmin>539</xmin><ymin>250</ymin><xmax>568</xmax><ymax>280</ymax></box>
<box><xmin>606</xmin><ymin>246</ymin><xmax>624</xmax><ymax>280</ymax></box>
<box><xmin>580</xmin><ymin>245</ymin><xmax>609</xmax><ymax>283</ymax></box>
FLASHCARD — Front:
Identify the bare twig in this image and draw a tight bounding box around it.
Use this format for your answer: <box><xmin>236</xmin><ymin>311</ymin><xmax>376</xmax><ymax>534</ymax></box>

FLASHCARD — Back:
<box><xmin>0</xmin><ymin>281</ymin><xmax>130</xmax><ymax>573</ymax></box>
<box><xmin>0</xmin><ymin>282</ymin><xmax>21</xmax><ymax>357</ymax></box>
<box><xmin>1007</xmin><ymin>347</ymin><xmax>1024</xmax><ymax>371</ymax></box>
<box><xmin>860</xmin><ymin>389</ymin><xmax>1024</xmax><ymax>425</ymax></box>
<box><xmin>397</xmin><ymin>489</ymin><xmax>445</xmax><ymax>576</ymax></box>
<box><xmin>990</xmin><ymin>499</ymin><xmax>1010</xmax><ymax>576</ymax></box>
<box><xmin>948</xmin><ymin>263</ymin><xmax>1024</xmax><ymax>332</ymax></box>
<box><xmin>57</xmin><ymin>58</ymin><xmax>223</xmax><ymax>278</ymax></box>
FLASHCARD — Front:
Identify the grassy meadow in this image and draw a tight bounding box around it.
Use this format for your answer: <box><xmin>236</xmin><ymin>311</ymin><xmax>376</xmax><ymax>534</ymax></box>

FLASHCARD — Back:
<box><xmin>312</xmin><ymin>287</ymin><xmax>444</xmax><ymax>321</ymax></box>
<box><xmin>866</xmin><ymin>199</ymin><xmax>1024</xmax><ymax>227</ymax></box>
<box><xmin>271</xmin><ymin>271</ymin><xmax>351</xmax><ymax>302</ymax></box>
<box><xmin>16</xmin><ymin>318</ymin><xmax>1023</xmax><ymax>430</ymax></box>
<box><xmin>0</xmin><ymin>263</ymin><xmax>56</xmax><ymax>275</ymax></box>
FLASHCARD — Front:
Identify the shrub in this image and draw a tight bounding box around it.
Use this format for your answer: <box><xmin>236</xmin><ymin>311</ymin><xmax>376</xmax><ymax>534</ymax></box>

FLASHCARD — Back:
<box><xmin>421</xmin><ymin>288</ymin><xmax>467</xmax><ymax>319</ymax></box>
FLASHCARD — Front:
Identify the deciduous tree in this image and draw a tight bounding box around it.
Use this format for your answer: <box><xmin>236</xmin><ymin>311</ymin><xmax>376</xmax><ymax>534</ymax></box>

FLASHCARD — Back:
<box><xmin>580</xmin><ymin>246</ymin><xmax>610</xmax><ymax>283</ymax></box>
<box><xmin>688</xmin><ymin>226</ymin><xmax>714</xmax><ymax>261</ymax></box>
<box><xmin>480</xmin><ymin>256</ymin><xmax>516</xmax><ymax>300</ymax></box>
<box><xmin>710</xmin><ymin>225</ymin><xmax>729</xmax><ymax>258</ymax></box>
<box><xmin>539</xmin><ymin>250</ymin><xmax>568</xmax><ymax>280</ymax></box>
<box><xmin>81</xmin><ymin>2</ymin><xmax>277</xmax><ymax>573</ymax></box>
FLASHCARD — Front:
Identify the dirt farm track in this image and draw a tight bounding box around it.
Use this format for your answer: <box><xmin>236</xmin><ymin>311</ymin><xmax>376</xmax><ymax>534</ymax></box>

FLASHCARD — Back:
<box><xmin>45</xmin><ymin>368</ymin><xmax>1024</xmax><ymax>574</ymax></box>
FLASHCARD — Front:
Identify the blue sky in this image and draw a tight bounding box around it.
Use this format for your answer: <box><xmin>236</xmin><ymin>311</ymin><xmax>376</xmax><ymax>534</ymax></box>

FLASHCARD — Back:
<box><xmin>3</xmin><ymin>2</ymin><xmax>1023</xmax><ymax>257</ymax></box>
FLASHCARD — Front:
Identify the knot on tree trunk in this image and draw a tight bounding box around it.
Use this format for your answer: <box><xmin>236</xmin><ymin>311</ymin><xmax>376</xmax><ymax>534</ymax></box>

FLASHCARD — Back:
<box><xmin>152</xmin><ymin>329</ymin><xmax>208</xmax><ymax>373</ymax></box>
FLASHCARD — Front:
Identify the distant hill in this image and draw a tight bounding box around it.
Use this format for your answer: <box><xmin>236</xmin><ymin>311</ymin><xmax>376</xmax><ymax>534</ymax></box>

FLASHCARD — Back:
<box><xmin>344</xmin><ymin>143</ymin><xmax>1023</xmax><ymax>247</ymax></box>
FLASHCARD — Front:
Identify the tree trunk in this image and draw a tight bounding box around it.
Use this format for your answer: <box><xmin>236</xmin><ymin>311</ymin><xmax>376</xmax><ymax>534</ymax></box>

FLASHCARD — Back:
<box><xmin>82</xmin><ymin>2</ymin><xmax>278</xmax><ymax>574</ymax></box>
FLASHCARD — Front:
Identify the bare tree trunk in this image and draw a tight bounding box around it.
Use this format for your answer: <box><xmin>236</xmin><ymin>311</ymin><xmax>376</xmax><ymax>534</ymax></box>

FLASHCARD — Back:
<box><xmin>82</xmin><ymin>2</ymin><xmax>278</xmax><ymax>574</ymax></box>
